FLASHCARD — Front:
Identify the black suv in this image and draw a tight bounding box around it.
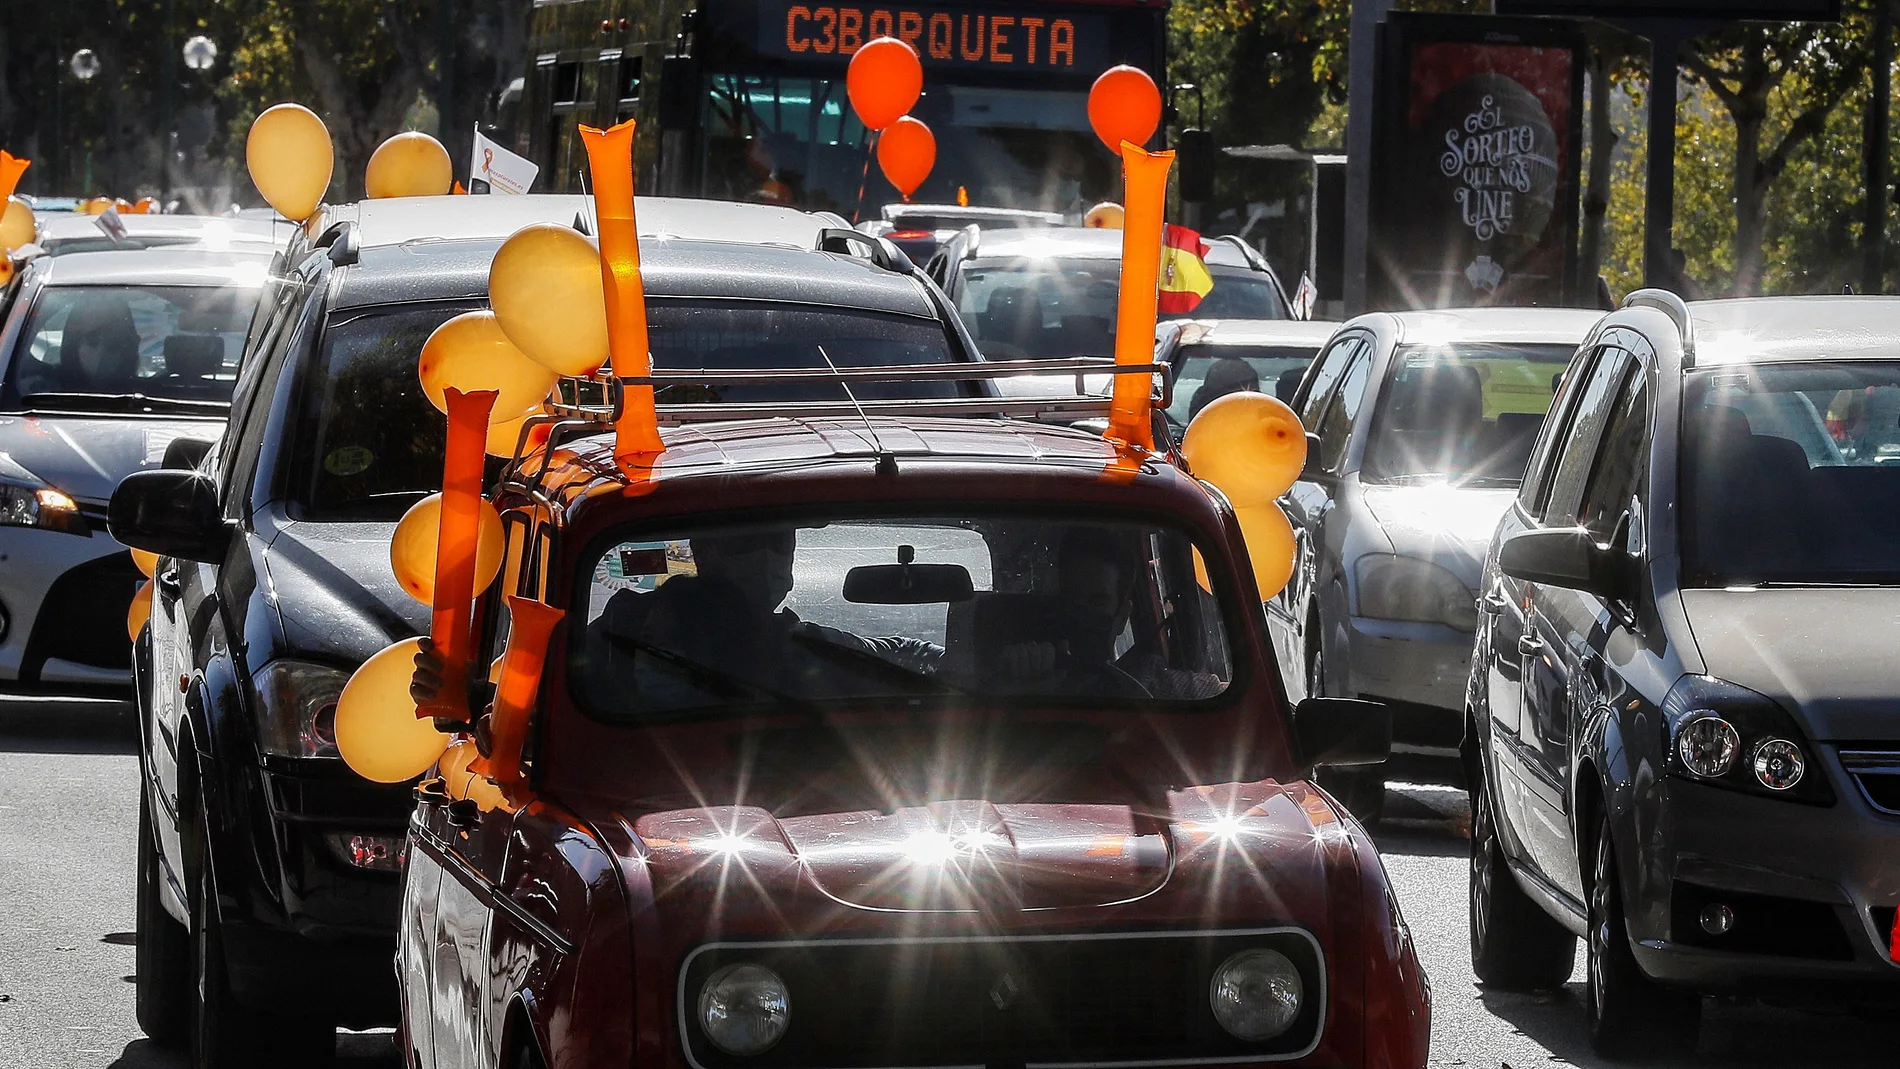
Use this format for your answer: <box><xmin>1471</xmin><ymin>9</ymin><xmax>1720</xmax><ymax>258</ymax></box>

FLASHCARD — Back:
<box><xmin>1464</xmin><ymin>291</ymin><xmax>1900</xmax><ymax>1058</ymax></box>
<box><xmin>110</xmin><ymin>196</ymin><xmax>987</xmax><ymax>1066</ymax></box>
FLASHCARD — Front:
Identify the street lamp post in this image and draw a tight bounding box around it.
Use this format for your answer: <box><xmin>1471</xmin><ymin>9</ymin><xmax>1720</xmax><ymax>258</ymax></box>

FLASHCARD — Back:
<box><xmin>70</xmin><ymin>49</ymin><xmax>101</xmax><ymax>195</ymax></box>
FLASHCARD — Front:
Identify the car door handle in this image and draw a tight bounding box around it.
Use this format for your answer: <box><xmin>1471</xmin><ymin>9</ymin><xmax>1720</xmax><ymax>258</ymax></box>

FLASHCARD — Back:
<box><xmin>1518</xmin><ymin>634</ymin><xmax>1544</xmax><ymax>656</ymax></box>
<box><xmin>155</xmin><ymin>568</ymin><xmax>182</xmax><ymax>596</ymax></box>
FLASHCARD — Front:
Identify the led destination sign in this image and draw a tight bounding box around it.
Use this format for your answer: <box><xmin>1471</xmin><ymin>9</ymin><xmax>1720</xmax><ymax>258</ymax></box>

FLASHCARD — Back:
<box><xmin>763</xmin><ymin>2</ymin><xmax>1111</xmax><ymax>71</ymax></box>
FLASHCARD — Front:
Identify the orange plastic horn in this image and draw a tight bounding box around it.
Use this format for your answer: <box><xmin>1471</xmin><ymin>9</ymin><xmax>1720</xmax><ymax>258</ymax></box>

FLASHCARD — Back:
<box><xmin>473</xmin><ymin>596</ymin><xmax>566</xmax><ymax>790</ymax></box>
<box><xmin>1106</xmin><ymin>143</ymin><xmax>1175</xmax><ymax>450</ymax></box>
<box><xmin>579</xmin><ymin>119</ymin><xmax>663</xmax><ymax>459</ymax></box>
<box><xmin>423</xmin><ymin>387</ymin><xmax>499</xmax><ymax>721</ymax></box>
<box><xmin>0</xmin><ymin>152</ymin><xmax>31</xmax><ymax>203</ymax></box>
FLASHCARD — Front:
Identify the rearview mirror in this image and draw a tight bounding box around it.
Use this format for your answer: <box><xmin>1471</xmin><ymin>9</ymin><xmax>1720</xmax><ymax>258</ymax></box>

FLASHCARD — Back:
<box><xmin>1497</xmin><ymin>527</ymin><xmax>1636</xmax><ymax>602</ymax></box>
<box><xmin>1294</xmin><ymin>697</ymin><xmax>1391</xmax><ymax>768</ymax></box>
<box><xmin>108</xmin><ymin>469</ymin><xmax>229</xmax><ymax>564</ymax></box>
<box><xmin>843</xmin><ymin>563</ymin><xmax>974</xmax><ymax>604</ymax></box>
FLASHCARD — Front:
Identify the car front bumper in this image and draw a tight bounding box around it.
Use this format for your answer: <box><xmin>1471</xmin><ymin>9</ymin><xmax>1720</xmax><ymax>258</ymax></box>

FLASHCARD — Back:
<box><xmin>1345</xmin><ymin>615</ymin><xmax>1472</xmax><ymax>759</ymax></box>
<box><xmin>0</xmin><ymin>524</ymin><xmax>139</xmax><ymax>686</ymax></box>
<box><xmin>1624</xmin><ymin>767</ymin><xmax>1900</xmax><ymax>996</ymax></box>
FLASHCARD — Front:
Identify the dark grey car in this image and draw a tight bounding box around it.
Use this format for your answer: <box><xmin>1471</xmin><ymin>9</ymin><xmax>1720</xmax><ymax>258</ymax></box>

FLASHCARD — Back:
<box><xmin>1466</xmin><ymin>291</ymin><xmax>1900</xmax><ymax>1059</ymax></box>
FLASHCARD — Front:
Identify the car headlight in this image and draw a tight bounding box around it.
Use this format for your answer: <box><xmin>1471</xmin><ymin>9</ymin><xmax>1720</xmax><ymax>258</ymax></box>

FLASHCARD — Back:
<box><xmin>698</xmin><ymin>963</ymin><xmax>790</xmax><ymax>1056</ymax></box>
<box><xmin>253</xmin><ymin>660</ymin><xmax>349</xmax><ymax>759</ymax></box>
<box><xmin>1209</xmin><ymin>948</ymin><xmax>1303</xmax><ymax>1041</ymax></box>
<box><xmin>1663</xmin><ymin>676</ymin><xmax>1830</xmax><ymax>804</ymax></box>
<box><xmin>0</xmin><ymin>477</ymin><xmax>89</xmax><ymax>535</ymax></box>
<box><xmin>1354</xmin><ymin>554</ymin><xmax>1476</xmax><ymax>630</ymax></box>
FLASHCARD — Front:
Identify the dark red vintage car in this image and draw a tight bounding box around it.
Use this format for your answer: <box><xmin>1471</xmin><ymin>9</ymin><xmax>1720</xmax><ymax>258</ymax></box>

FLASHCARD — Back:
<box><xmin>398</xmin><ymin>372</ymin><xmax>1431</xmax><ymax>1069</ymax></box>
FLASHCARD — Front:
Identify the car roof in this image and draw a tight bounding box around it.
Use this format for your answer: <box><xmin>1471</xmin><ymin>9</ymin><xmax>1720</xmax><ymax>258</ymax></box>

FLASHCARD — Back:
<box><xmin>35</xmin><ymin>213</ymin><xmax>287</xmax><ymax>253</ymax></box>
<box><xmin>334</xmin><ymin>235</ymin><xmax>936</xmax><ymax>317</ymax></box>
<box><xmin>968</xmin><ymin>227</ymin><xmax>1257</xmax><ymax>269</ymax></box>
<box><xmin>1378</xmin><ymin>306</ymin><xmax>1604</xmax><ymax>348</ymax></box>
<box><xmin>313</xmin><ymin>194</ymin><xmax>847</xmax><ymax>252</ymax></box>
<box><xmin>1172</xmin><ymin>319</ymin><xmax>1337</xmax><ymax>348</ymax></box>
<box><xmin>1685</xmin><ymin>296</ymin><xmax>1900</xmax><ymax>366</ymax></box>
<box><xmin>35</xmin><ymin>246</ymin><xmax>276</xmax><ymax>288</ymax></box>
<box><xmin>884</xmin><ymin>203</ymin><xmax>1065</xmax><ymax>225</ymax></box>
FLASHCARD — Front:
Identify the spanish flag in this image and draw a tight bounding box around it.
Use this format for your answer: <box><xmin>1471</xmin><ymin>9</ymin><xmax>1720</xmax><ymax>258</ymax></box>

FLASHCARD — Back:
<box><xmin>1158</xmin><ymin>224</ymin><xmax>1214</xmax><ymax>314</ymax></box>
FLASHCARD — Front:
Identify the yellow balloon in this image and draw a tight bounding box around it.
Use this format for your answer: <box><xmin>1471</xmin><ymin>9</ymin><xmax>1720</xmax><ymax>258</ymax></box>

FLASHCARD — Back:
<box><xmin>438</xmin><ymin>737</ymin><xmax>481</xmax><ymax>799</ymax></box>
<box><xmin>247</xmin><ymin>103</ymin><xmax>335</xmax><ymax>222</ymax></box>
<box><xmin>336</xmin><ymin>638</ymin><xmax>449</xmax><ymax>783</ymax></box>
<box><xmin>81</xmin><ymin>197</ymin><xmax>112</xmax><ymax>216</ymax></box>
<box><xmin>488</xmin><ymin>223</ymin><xmax>609</xmax><ymax>376</ymax></box>
<box><xmin>389</xmin><ymin>492</ymin><xmax>505</xmax><ymax>604</ymax></box>
<box><xmin>131</xmin><ymin>547</ymin><xmax>159</xmax><ymax>578</ymax></box>
<box><xmin>365</xmin><ymin>132</ymin><xmax>453</xmax><ymax>199</ymax></box>
<box><xmin>1084</xmin><ymin>202</ymin><xmax>1125</xmax><ymax>229</ymax></box>
<box><xmin>1235</xmin><ymin>503</ymin><xmax>1296</xmax><ymax>600</ymax></box>
<box><xmin>418</xmin><ymin>310</ymin><xmax>558</xmax><ymax>423</ymax></box>
<box><xmin>0</xmin><ymin>259</ymin><xmax>13</xmax><ymax>290</ymax></box>
<box><xmin>0</xmin><ymin>197</ymin><xmax>34</xmax><ymax>251</ymax></box>
<box><xmin>1182</xmin><ymin>392</ymin><xmax>1308</xmax><ymax>507</ymax></box>
<box><xmin>127</xmin><ymin>581</ymin><xmax>154</xmax><ymax>641</ymax></box>
<box><xmin>485</xmin><ymin>408</ymin><xmax>555</xmax><ymax>458</ymax></box>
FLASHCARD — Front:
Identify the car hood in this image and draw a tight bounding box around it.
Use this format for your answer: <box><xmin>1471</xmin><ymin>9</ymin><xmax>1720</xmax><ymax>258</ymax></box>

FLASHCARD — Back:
<box><xmin>617</xmin><ymin>780</ymin><xmax>1336</xmax><ymax>915</ymax></box>
<box><xmin>1358</xmin><ymin>483</ymin><xmax>1517</xmax><ymax>588</ymax></box>
<box><xmin>1680</xmin><ymin>587</ymin><xmax>1900</xmax><ymax>741</ymax></box>
<box><xmin>262</xmin><ymin>516</ymin><xmax>427</xmax><ymax>664</ymax></box>
<box><xmin>0</xmin><ymin>413</ymin><xmax>222</xmax><ymax>504</ymax></box>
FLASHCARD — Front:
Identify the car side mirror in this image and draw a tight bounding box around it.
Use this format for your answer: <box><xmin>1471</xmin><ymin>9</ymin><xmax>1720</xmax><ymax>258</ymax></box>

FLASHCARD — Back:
<box><xmin>1300</xmin><ymin>431</ymin><xmax>1324</xmax><ymax>477</ymax></box>
<box><xmin>1497</xmin><ymin>527</ymin><xmax>1636</xmax><ymax>602</ymax></box>
<box><xmin>1294</xmin><ymin>697</ymin><xmax>1391</xmax><ymax>768</ymax></box>
<box><xmin>108</xmin><ymin>469</ymin><xmax>229</xmax><ymax>564</ymax></box>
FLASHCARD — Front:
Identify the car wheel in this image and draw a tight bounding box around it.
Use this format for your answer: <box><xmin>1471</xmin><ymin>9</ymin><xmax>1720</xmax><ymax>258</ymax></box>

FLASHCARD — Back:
<box><xmin>1586</xmin><ymin>811</ymin><xmax>1699</xmax><ymax>1059</ymax></box>
<box><xmin>189</xmin><ymin>806</ymin><xmax>336</xmax><ymax>1069</ymax></box>
<box><xmin>1308</xmin><ymin>639</ymin><xmax>1386</xmax><ymax>823</ymax></box>
<box><xmin>135</xmin><ymin>789</ymin><xmax>190</xmax><ymax>1045</ymax></box>
<box><xmin>1468</xmin><ymin>769</ymin><xmax>1575</xmax><ymax>989</ymax></box>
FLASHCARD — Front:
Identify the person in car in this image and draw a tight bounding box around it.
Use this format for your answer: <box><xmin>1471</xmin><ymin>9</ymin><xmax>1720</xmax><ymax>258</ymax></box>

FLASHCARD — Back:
<box><xmin>17</xmin><ymin>295</ymin><xmax>144</xmax><ymax>395</ymax></box>
<box><xmin>1187</xmin><ymin>356</ymin><xmax>1261</xmax><ymax>420</ymax></box>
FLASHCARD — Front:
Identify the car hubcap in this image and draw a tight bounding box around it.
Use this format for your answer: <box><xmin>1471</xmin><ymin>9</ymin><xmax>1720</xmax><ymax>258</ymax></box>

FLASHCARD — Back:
<box><xmin>1471</xmin><ymin>791</ymin><xmax>1492</xmax><ymax>948</ymax></box>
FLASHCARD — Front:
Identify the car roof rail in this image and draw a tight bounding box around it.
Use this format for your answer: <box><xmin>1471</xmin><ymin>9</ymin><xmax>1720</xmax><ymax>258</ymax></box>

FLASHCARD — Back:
<box><xmin>959</xmin><ymin>223</ymin><xmax>981</xmax><ymax>260</ymax></box>
<box><xmin>816</xmin><ymin>227</ymin><xmax>910</xmax><ymax>274</ymax></box>
<box><xmin>1620</xmin><ymin>287</ymin><xmax>1693</xmax><ymax>360</ymax></box>
<box><xmin>311</xmin><ymin>221</ymin><xmax>360</xmax><ymax>266</ymax></box>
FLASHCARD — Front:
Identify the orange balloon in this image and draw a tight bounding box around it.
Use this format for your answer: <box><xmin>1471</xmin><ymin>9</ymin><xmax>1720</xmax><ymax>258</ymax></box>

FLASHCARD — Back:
<box><xmin>389</xmin><ymin>492</ymin><xmax>505</xmax><ymax>604</ymax></box>
<box><xmin>1084</xmin><ymin>202</ymin><xmax>1124</xmax><ymax>229</ymax></box>
<box><xmin>1182</xmin><ymin>392</ymin><xmax>1308</xmax><ymax>507</ymax></box>
<box><xmin>1088</xmin><ymin>66</ymin><xmax>1162</xmax><ymax>155</ymax></box>
<box><xmin>365</xmin><ymin>132</ymin><xmax>453</xmax><ymax>199</ymax></box>
<box><xmin>488</xmin><ymin>223</ymin><xmax>609</xmax><ymax>376</ymax></box>
<box><xmin>1</xmin><ymin>197</ymin><xmax>36</xmax><ymax>250</ymax></box>
<box><xmin>847</xmin><ymin>37</ymin><xmax>923</xmax><ymax>132</ymax></box>
<box><xmin>336</xmin><ymin>638</ymin><xmax>449</xmax><ymax>783</ymax></box>
<box><xmin>877</xmin><ymin>116</ymin><xmax>936</xmax><ymax>200</ymax></box>
<box><xmin>82</xmin><ymin>197</ymin><xmax>112</xmax><ymax>216</ymax></box>
<box><xmin>132</xmin><ymin>197</ymin><xmax>160</xmax><ymax>214</ymax></box>
<box><xmin>1235</xmin><ymin>503</ymin><xmax>1296</xmax><ymax>600</ymax></box>
<box><xmin>127</xmin><ymin>580</ymin><xmax>154</xmax><ymax>641</ymax></box>
<box><xmin>418</xmin><ymin>311</ymin><xmax>557</xmax><ymax>424</ymax></box>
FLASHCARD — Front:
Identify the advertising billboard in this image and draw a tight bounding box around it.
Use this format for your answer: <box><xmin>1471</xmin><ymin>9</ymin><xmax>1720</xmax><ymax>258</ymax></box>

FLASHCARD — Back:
<box><xmin>1367</xmin><ymin>14</ymin><xmax>1585</xmax><ymax>310</ymax></box>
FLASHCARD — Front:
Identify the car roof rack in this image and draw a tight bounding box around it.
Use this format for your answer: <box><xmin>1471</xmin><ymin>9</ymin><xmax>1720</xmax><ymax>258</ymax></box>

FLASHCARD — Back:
<box><xmin>310</xmin><ymin>220</ymin><xmax>360</xmax><ymax>266</ymax></box>
<box><xmin>815</xmin><ymin>227</ymin><xmax>910</xmax><ymax>274</ymax></box>
<box><xmin>1620</xmin><ymin>287</ymin><xmax>1694</xmax><ymax>362</ymax></box>
<box><xmin>498</xmin><ymin>356</ymin><xmax>1171</xmax><ymax>496</ymax></box>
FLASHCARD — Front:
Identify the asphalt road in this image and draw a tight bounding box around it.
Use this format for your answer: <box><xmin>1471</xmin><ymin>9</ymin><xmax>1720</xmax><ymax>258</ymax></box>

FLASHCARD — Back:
<box><xmin>0</xmin><ymin>693</ymin><xmax>1890</xmax><ymax>1068</ymax></box>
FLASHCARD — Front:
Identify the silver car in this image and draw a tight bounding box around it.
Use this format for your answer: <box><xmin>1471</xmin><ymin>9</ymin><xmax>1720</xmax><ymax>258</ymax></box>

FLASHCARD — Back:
<box><xmin>0</xmin><ymin>247</ymin><xmax>273</xmax><ymax>687</ymax></box>
<box><xmin>1267</xmin><ymin>307</ymin><xmax>1603</xmax><ymax>819</ymax></box>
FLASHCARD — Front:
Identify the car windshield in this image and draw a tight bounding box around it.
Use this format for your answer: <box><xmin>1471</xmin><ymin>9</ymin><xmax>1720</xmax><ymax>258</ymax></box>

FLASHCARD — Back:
<box><xmin>1167</xmin><ymin>343</ymin><xmax>1319</xmax><ymax>424</ymax></box>
<box><xmin>958</xmin><ymin>261</ymin><xmax>1286</xmax><ymax>360</ymax></box>
<box><xmin>570</xmin><ymin>513</ymin><xmax>1234</xmax><ymax>721</ymax></box>
<box><xmin>289</xmin><ymin>299</ymin><xmax>964</xmax><ymax>520</ymax></box>
<box><xmin>1684</xmin><ymin>361</ymin><xmax>1900</xmax><ymax>585</ymax></box>
<box><xmin>1</xmin><ymin>284</ymin><xmax>259</xmax><ymax>411</ymax></box>
<box><xmin>1362</xmin><ymin>343</ymin><xmax>1574</xmax><ymax>487</ymax></box>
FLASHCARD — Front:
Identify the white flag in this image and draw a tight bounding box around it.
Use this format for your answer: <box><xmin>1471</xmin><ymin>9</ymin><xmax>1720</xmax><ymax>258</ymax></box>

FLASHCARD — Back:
<box><xmin>1293</xmin><ymin>273</ymin><xmax>1318</xmax><ymax>321</ymax></box>
<box><xmin>470</xmin><ymin>127</ymin><xmax>538</xmax><ymax>195</ymax></box>
<box><xmin>95</xmin><ymin>207</ymin><xmax>129</xmax><ymax>245</ymax></box>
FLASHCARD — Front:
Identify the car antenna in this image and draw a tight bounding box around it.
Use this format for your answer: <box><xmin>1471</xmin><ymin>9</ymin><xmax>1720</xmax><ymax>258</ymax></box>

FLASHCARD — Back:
<box><xmin>816</xmin><ymin>344</ymin><xmax>897</xmax><ymax>474</ymax></box>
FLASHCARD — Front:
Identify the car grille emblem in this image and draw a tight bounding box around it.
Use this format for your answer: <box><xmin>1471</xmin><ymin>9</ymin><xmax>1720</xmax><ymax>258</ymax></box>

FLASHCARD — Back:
<box><xmin>988</xmin><ymin>971</ymin><xmax>1021</xmax><ymax>1011</ymax></box>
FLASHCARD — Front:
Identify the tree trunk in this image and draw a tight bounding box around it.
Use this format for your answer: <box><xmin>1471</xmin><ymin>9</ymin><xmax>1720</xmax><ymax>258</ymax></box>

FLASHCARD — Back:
<box><xmin>1578</xmin><ymin>47</ymin><xmax>1616</xmax><ymax>304</ymax></box>
<box><xmin>1731</xmin><ymin>38</ymin><xmax>1772</xmax><ymax>297</ymax></box>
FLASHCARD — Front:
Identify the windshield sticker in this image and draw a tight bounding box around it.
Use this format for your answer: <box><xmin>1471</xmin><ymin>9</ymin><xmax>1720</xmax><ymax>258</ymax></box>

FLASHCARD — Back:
<box><xmin>323</xmin><ymin>446</ymin><xmax>375</xmax><ymax>477</ymax></box>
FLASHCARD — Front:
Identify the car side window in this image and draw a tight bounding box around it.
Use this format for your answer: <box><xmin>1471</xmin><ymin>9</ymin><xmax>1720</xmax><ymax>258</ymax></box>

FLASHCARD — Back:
<box><xmin>1543</xmin><ymin>346</ymin><xmax>1634</xmax><ymax>526</ymax></box>
<box><xmin>1296</xmin><ymin>335</ymin><xmax>1362</xmax><ymax>428</ymax></box>
<box><xmin>1517</xmin><ymin>344</ymin><xmax>1600</xmax><ymax>519</ymax></box>
<box><xmin>214</xmin><ymin>279</ymin><xmax>302</xmax><ymax>496</ymax></box>
<box><xmin>1573</xmin><ymin>360</ymin><xmax>1651</xmax><ymax>543</ymax></box>
<box><xmin>221</xmin><ymin>284</ymin><xmax>315</xmax><ymax>518</ymax></box>
<box><xmin>1313</xmin><ymin>345</ymin><xmax>1372</xmax><ymax>474</ymax></box>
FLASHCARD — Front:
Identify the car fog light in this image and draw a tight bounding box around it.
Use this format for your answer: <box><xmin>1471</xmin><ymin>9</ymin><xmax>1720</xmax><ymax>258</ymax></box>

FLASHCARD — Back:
<box><xmin>1752</xmin><ymin>738</ymin><xmax>1805</xmax><ymax>791</ymax></box>
<box><xmin>1699</xmin><ymin>902</ymin><xmax>1735</xmax><ymax>935</ymax></box>
<box><xmin>1209</xmin><ymin>948</ymin><xmax>1303</xmax><ymax>1041</ymax></box>
<box><xmin>1676</xmin><ymin>716</ymin><xmax>1740</xmax><ymax>778</ymax></box>
<box><xmin>699</xmin><ymin>963</ymin><xmax>790</xmax><ymax>1055</ymax></box>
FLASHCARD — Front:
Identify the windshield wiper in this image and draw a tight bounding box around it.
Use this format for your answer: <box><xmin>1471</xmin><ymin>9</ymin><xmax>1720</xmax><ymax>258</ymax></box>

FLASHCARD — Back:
<box><xmin>602</xmin><ymin>632</ymin><xmax>816</xmax><ymax>711</ymax></box>
<box><xmin>18</xmin><ymin>392</ymin><xmax>228</xmax><ymax>415</ymax></box>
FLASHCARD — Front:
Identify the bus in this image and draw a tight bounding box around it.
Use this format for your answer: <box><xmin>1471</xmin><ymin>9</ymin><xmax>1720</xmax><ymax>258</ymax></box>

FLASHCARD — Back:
<box><xmin>511</xmin><ymin>0</ymin><xmax>1169</xmax><ymax>218</ymax></box>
